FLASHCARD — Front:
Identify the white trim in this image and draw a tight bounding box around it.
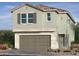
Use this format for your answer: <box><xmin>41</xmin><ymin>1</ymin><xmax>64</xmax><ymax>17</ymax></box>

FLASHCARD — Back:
<box><xmin>20</xmin><ymin>13</ymin><xmax>27</xmax><ymax>24</ymax></box>
<box><xmin>27</xmin><ymin>13</ymin><xmax>28</xmax><ymax>24</ymax></box>
<box><xmin>19</xmin><ymin>13</ymin><xmax>36</xmax><ymax>24</ymax></box>
<box><xmin>15</xmin><ymin>32</ymin><xmax>59</xmax><ymax>49</ymax></box>
<box><xmin>15</xmin><ymin>34</ymin><xmax>20</xmax><ymax>49</ymax></box>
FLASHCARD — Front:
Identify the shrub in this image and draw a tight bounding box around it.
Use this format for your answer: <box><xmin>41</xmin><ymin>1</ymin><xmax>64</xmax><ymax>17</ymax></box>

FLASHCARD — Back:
<box><xmin>0</xmin><ymin>44</ymin><xmax>8</xmax><ymax>50</ymax></box>
<box><xmin>75</xmin><ymin>23</ymin><xmax>79</xmax><ymax>42</ymax></box>
<box><xmin>0</xmin><ymin>30</ymin><xmax>14</xmax><ymax>48</ymax></box>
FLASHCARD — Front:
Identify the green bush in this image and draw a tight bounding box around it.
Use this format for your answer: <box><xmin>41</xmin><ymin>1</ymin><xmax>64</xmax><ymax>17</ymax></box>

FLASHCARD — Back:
<box><xmin>0</xmin><ymin>30</ymin><xmax>14</xmax><ymax>48</ymax></box>
<box><xmin>75</xmin><ymin>24</ymin><xmax>79</xmax><ymax>42</ymax></box>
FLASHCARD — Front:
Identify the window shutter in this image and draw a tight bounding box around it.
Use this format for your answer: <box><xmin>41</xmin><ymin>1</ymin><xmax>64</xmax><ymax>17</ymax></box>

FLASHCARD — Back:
<box><xmin>17</xmin><ymin>13</ymin><xmax>20</xmax><ymax>24</ymax></box>
<box><xmin>33</xmin><ymin>13</ymin><xmax>36</xmax><ymax>23</ymax></box>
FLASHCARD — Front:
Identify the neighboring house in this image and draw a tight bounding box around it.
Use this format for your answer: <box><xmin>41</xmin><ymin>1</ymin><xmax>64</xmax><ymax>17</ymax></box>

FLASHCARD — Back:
<box><xmin>11</xmin><ymin>4</ymin><xmax>75</xmax><ymax>53</ymax></box>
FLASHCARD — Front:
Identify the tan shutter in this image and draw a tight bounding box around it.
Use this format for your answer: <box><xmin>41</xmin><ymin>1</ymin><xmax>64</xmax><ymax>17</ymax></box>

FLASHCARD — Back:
<box><xmin>33</xmin><ymin>13</ymin><xmax>36</xmax><ymax>23</ymax></box>
<box><xmin>17</xmin><ymin>13</ymin><xmax>20</xmax><ymax>24</ymax></box>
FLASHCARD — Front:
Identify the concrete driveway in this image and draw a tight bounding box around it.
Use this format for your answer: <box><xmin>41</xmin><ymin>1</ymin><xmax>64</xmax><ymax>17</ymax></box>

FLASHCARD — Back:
<box><xmin>0</xmin><ymin>50</ymin><xmax>43</xmax><ymax>56</ymax></box>
<box><xmin>0</xmin><ymin>49</ymin><xmax>51</xmax><ymax>56</ymax></box>
<box><xmin>0</xmin><ymin>49</ymin><xmax>79</xmax><ymax>56</ymax></box>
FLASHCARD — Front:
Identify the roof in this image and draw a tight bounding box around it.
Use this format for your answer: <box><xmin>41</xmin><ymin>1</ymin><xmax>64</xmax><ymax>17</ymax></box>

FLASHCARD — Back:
<box><xmin>11</xmin><ymin>4</ymin><xmax>75</xmax><ymax>23</ymax></box>
<box><xmin>11</xmin><ymin>4</ymin><xmax>68</xmax><ymax>13</ymax></box>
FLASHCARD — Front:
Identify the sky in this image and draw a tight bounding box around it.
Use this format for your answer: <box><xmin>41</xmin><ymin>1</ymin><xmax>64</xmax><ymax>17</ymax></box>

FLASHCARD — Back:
<box><xmin>0</xmin><ymin>2</ymin><xmax>79</xmax><ymax>30</ymax></box>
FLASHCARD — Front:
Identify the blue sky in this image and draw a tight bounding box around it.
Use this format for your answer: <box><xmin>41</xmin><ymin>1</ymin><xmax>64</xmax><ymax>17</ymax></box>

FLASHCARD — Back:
<box><xmin>0</xmin><ymin>2</ymin><xmax>79</xmax><ymax>30</ymax></box>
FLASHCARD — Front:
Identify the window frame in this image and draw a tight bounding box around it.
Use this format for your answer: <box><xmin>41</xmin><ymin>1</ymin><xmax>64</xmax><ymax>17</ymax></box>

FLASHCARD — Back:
<box><xmin>28</xmin><ymin>13</ymin><xmax>34</xmax><ymax>23</ymax></box>
<box><xmin>20</xmin><ymin>13</ymin><xmax>27</xmax><ymax>24</ymax></box>
<box><xmin>18</xmin><ymin>13</ymin><xmax>36</xmax><ymax>24</ymax></box>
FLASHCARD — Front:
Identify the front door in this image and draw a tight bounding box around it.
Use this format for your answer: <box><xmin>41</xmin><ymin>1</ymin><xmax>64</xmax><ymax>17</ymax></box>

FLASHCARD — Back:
<box><xmin>58</xmin><ymin>34</ymin><xmax>68</xmax><ymax>49</ymax></box>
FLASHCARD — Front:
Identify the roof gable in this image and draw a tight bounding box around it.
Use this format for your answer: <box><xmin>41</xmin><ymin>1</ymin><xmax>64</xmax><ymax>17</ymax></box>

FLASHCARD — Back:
<box><xmin>11</xmin><ymin>4</ymin><xmax>68</xmax><ymax>13</ymax></box>
<box><xmin>11</xmin><ymin>4</ymin><xmax>44</xmax><ymax>13</ymax></box>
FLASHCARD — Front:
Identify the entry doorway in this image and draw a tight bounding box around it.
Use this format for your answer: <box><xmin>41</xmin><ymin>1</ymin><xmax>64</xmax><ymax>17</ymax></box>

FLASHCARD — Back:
<box><xmin>58</xmin><ymin>34</ymin><xmax>69</xmax><ymax>49</ymax></box>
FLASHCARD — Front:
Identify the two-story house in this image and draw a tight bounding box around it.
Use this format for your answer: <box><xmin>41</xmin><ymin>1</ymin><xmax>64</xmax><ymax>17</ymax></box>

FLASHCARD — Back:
<box><xmin>11</xmin><ymin>4</ymin><xmax>75</xmax><ymax>53</ymax></box>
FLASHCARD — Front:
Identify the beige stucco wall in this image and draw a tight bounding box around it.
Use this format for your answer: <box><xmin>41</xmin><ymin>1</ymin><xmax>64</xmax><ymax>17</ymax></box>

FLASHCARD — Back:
<box><xmin>12</xmin><ymin>5</ymin><xmax>75</xmax><ymax>49</ymax></box>
<box><xmin>56</xmin><ymin>13</ymin><xmax>75</xmax><ymax>47</ymax></box>
<box><xmin>12</xmin><ymin>5</ymin><xmax>57</xmax><ymax>32</ymax></box>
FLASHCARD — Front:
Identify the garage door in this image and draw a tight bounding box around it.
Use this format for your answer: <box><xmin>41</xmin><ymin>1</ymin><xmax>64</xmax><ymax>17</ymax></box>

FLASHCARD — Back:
<box><xmin>20</xmin><ymin>35</ymin><xmax>51</xmax><ymax>53</ymax></box>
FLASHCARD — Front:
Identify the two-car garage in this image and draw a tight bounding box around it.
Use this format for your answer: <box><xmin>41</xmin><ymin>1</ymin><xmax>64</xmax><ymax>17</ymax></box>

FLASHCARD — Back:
<box><xmin>19</xmin><ymin>35</ymin><xmax>51</xmax><ymax>53</ymax></box>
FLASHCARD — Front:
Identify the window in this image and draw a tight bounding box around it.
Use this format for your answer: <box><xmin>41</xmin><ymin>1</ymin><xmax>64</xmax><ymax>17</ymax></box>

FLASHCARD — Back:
<box><xmin>47</xmin><ymin>13</ymin><xmax>50</xmax><ymax>16</ymax></box>
<box><xmin>47</xmin><ymin>13</ymin><xmax>51</xmax><ymax>21</ymax></box>
<box><xmin>22</xmin><ymin>14</ymin><xmax>26</xmax><ymax>18</ymax></box>
<box><xmin>28</xmin><ymin>13</ymin><xmax>34</xmax><ymax>23</ymax></box>
<box><xmin>17</xmin><ymin>13</ymin><xmax>36</xmax><ymax>24</ymax></box>
<box><xmin>21</xmin><ymin>14</ymin><xmax>27</xmax><ymax>23</ymax></box>
<box><xmin>28</xmin><ymin>13</ymin><xmax>36</xmax><ymax>23</ymax></box>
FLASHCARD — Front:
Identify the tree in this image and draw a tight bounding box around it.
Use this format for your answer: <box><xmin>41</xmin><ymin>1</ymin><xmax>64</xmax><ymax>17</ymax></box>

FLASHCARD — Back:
<box><xmin>0</xmin><ymin>30</ymin><xmax>14</xmax><ymax>47</ymax></box>
<box><xmin>75</xmin><ymin>22</ymin><xmax>79</xmax><ymax>42</ymax></box>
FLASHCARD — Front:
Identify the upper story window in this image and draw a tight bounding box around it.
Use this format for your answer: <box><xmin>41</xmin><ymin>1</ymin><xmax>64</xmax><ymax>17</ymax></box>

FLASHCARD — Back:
<box><xmin>28</xmin><ymin>13</ymin><xmax>34</xmax><ymax>23</ymax></box>
<box><xmin>47</xmin><ymin>13</ymin><xmax>51</xmax><ymax>21</ymax></box>
<box><xmin>21</xmin><ymin>14</ymin><xmax>27</xmax><ymax>23</ymax></box>
<box><xmin>17</xmin><ymin>13</ymin><xmax>36</xmax><ymax>24</ymax></box>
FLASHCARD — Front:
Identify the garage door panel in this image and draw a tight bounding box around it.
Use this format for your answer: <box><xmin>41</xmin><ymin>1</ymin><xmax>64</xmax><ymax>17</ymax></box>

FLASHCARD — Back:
<box><xmin>20</xmin><ymin>35</ymin><xmax>51</xmax><ymax>53</ymax></box>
